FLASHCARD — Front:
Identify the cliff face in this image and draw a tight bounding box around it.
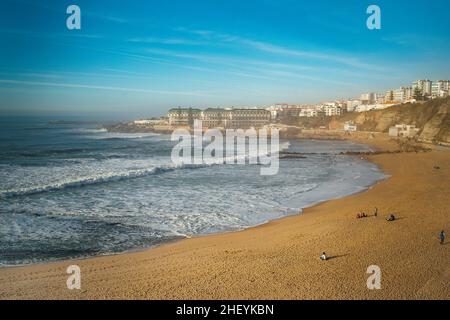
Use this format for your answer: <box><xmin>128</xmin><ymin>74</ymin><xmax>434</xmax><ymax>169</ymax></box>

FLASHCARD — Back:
<box><xmin>301</xmin><ymin>98</ymin><xmax>450</xmax><ymax>145</ymax></box>
<box><xmin>419</xmin><ymin>104</ymin><xmax>450</xmax><ymax>143</ymax></box>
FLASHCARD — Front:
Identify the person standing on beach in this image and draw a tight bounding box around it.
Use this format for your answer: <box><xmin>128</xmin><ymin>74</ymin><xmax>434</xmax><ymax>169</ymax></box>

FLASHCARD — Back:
<box><xmin>374</xmin><ymin>207</ymin><xmax>378</xmax><ymax>217</ymax></box>
<box><xmin>439</xmin><ymin>230</ymin><xmax>445</xmax><ymax>244</ymax></box>
<box><xmin>320</xmin><ymin>252</ymin><xmax>327</xmax><ymax>261</ymax></box>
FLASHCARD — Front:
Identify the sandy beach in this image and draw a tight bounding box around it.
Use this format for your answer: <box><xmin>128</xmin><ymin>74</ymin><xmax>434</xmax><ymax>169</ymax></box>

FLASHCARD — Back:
<box><xmin>0</xmin><ymin>135</ymin><xmax>449</xmax><ymax>300</ymax></box>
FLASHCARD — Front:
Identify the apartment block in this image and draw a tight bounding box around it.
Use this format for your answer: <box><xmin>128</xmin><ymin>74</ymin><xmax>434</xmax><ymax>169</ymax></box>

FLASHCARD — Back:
<box><xmin>413</xmin><ymin>79</ymin><xmax>433</xmax><ymax>97</ymax></box>
<box><xmin>431</xmin><ymin>80</ymin><xmax>450</xmax><ymax>98</ymax></box>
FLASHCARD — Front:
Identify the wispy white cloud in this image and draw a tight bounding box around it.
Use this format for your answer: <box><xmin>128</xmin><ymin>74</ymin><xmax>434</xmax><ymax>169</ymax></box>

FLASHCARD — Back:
<box><xmin>174</xmin><ymin>27</ymin><xmax>214</xmax><ymax>37</ymax></box>
<box><xmin>382</xmin><ymin>34</ymin><xmax>450</xmax><ymax>48</ymax></box>
<box><xmin>128</xmin><ymin>37</ymin><xmax>205</xmax><ymax>46</ymax></box>
<box><xmin>226</xmin><ymin>37</ymin><xmax>379</xmax><ymax>70</ymax></box>
<box><xmin>0</xmin><ymin>79</ymin><xmax>211</xmax><ymax>97</ymax></box>
<box><xmin>0</xmin><ymin>71</ymin><xmax>62</xmax><ymax>79</ymax></box>
<box><xmin>99</xmin><ymin>16</ymin><xmax>128</xmax><ymax>24</ymax></box>
<box><xmin>0</xmin><ymin>29</ymin><xmax>104</xmax><ymax>40</ymax></box>
<box><xmin>141</xmin><ymin>47</ymin><xmax>369</xmax><ymax>85</ymax></box>
<box><xmin>175</xmin><ymin>28</ymin><xmax>385</xmax><ymax>71</ymax></box>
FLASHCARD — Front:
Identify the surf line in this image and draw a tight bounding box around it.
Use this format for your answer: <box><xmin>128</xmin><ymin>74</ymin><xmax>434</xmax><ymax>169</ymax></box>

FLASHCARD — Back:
<box><xmin>171</xmin><ymin>119</ymin><xmax>280</xmax><ymax>176</ymax></box>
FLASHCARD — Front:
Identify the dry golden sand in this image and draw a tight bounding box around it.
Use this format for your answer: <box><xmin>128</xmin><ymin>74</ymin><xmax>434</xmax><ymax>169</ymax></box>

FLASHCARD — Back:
<box><xmin>0</xmin><ymin>136</ymin><xmax>449</xmax><ymax>300</ymax></box>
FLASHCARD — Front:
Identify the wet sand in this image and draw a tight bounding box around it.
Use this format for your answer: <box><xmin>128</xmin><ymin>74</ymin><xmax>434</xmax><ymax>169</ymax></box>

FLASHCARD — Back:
<box><xmin>0</xmin><ymin>135</ymin><xmax>449</xmax><ymax>299</ymax></box>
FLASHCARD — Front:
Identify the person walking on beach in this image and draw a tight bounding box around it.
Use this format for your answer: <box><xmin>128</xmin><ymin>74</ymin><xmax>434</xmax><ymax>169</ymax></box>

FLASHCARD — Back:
<box><xmin>374</xmin><ymin>207</ymin><xmax>378</xmax><ymax>217</ymax></box>
<box><xmin>439</xmin><ymin>230</ymin><xmax>445</xmax><ymax>244</ymax></box>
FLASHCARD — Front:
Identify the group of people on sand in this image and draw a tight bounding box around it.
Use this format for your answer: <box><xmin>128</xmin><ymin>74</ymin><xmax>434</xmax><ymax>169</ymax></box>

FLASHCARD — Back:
<box><xmin>356</xmin><ymin>212</ymin><xmax>368</xmax><ymax>219</ymax></box>
<box><xmin>355</xmin><ymin>207</ymin><xmax>400</xmax><ymax>221</ymax></box>
<box><xmin>320</xmin><ymin>208</ymin><xmax>447</xmax><ymax>261</ymax></box>
<box><xmin>356</xmin><ymin>207</ymin><xmax>378</xmax><ymax>219</ymax></box>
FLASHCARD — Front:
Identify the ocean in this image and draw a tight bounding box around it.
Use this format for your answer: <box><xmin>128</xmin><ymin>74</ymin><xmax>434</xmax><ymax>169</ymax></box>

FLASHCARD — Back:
<box><xmin>0</xmin><ymin>117</ymin><xmax>386</xmax><ymax>266</ymax></box>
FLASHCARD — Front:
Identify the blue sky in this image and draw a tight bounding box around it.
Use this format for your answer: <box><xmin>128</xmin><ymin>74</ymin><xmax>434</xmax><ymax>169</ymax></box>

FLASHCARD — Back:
<box><xmin>1</xmin><ymin>0</ymin><xmax>449</xmax><ymax>119</ymax></box>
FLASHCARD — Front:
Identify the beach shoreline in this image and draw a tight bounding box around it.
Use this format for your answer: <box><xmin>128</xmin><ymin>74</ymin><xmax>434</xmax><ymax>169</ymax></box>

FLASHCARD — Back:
<box><xmin>0</xmin><ymin>137</ymin><xmax>387</xmax><ymax>269</ymax></box>
<box><xmin>0</xmin><ymin>134</ymin><xmax>449</xmax><ymax>300</ymax></box>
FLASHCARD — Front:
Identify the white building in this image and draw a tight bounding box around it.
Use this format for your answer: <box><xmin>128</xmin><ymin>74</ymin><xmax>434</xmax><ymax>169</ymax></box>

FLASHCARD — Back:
<box><xmin>273</xmin><ymin>103</ymin><xmax>289</xmax><ymax>109</ymax></box>
<box><xmin>431</xmin><ymin>80</ymin><xmax>450</xmax><ymax>98</ymax></box>
<box><xmin>299</xmin><ymin>108</ymin><xmax>319</xmax><ymax>117</ymax></box>
<box><xmin>134</xmin><ymin>120</ymin><xmax>152</xmax><ymax>125</ymax></box>
<box><xmin>267</xmin><ymin>105</ymin><xmax>284</xmax><ymax>120</ymax></box>
<box><xmin>344</xmin><ymin>121</ymin><xmax>357</xmax><ymax>132</ymax></box>
<box><xmin>323</xmin><ymin>104</ymin><xmax>341</xmax><ymax>116</ymax></box>
<box><xmin>134</xmin><ymin>119</ymin><xmax>165</xmax><ymax>125</ymax></box>
<box><xmin>168</xmin><ymin>108</ymin><xmax>202</xmax><ymax>126</ymax></box>
<box><xmin>375</xmin><ymin>93</ymin><xmax>385</xmax><ymax>104</ymax></box>
<box><xmin>413</xmin><ymin>80</ymin><xmax>433</xmax><ymax>97</ymax></box>
<box><xmin>346</xmin><ymin>99</ymin><xmax>361</xmax><ymax>112</ymax></box>
<box><xmin>168</xmin><ymin>107</ymin><xmax>271</xmax><ymax>128</ymax></box>
<box><xmin>385</xmin><ymin>90</ymin><xmax>395</xmax><ymax>102</ymax></box>
<box><xmin>405</xmin><ymin>87</ymin><xmax>413</xmax><ymax>100</ymax></box>
<box><xmin>223</xmin><ymin>108</ymin><xmax>271</xmax><ymax>128</ymax></box>
<box><xmin>360</xmin><ymin>92</ymin><xmax>376</xmax><ymax>104</ymax></box>
<box><xmin>394</xmin><ymin>88</ymin><xmax>405</xmax><ymax>102</ymax></box>
<box><xmin>355</xmin><ymin>104</ymin><xmax>394</xmax><ymax>112</ymax></box>
<box><xmin>394</xmin><ymin>86</ymin><xmax>413</xmax><ymax>102</ymax></box>
<box><xmin>388</xmin><ymin>124</ymin><xmax>420</xmax><ymax>138</ymax></box>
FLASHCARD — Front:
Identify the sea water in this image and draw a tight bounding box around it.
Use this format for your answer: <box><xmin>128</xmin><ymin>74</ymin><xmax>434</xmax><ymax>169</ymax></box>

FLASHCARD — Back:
<box><xmin>0</xmin><ymin>117</ymin><xmax>385</xmax><ymax>265</ymax></box>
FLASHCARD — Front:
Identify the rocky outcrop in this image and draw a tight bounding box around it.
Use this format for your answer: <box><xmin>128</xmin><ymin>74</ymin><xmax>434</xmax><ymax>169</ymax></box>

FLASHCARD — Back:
<box><xmin>419</xmin><ymin>105</ymin><xmax>450</xmax><ymax>144</ymax></box>
<box><xmin>300</xmin><ymin>97</ymin><xmax>450</xmax><ymax>145</ymax></box>
<box><xmin>103</xmin><ymin>122</ymin><xmax>174</xmax><ymax>134</ymax></box>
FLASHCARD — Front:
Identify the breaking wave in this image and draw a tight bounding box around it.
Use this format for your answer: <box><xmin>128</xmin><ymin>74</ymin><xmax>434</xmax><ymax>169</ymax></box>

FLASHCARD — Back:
<box><xmin>0</xmin><ymin>141</ymin><xmax>289</xmax><ymax>199</ymax></box>
<box><xmin>0</xmin><ymin>163</ymin><xmax>201</xmax><ymax>198</ymax></box>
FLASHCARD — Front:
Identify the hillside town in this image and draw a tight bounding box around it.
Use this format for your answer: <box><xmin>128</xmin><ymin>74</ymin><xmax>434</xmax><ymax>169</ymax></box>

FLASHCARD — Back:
<box><xmin>147</xmin><ymin>78</ymin><xmax>447</xmax><ymax>126</ymax></box>
<box><xmin>118</xmin><ymin>78</ymin><xmax>450</xmax><ymax>144</ymax></box>
<box><xmin>266</xmin><ymin>79</ymin><xmax>450</xmax><ymax>120</ymax></box>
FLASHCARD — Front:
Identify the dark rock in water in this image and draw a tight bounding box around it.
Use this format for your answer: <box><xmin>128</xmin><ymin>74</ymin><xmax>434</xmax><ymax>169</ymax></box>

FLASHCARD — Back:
<box><xmin>48</xmin><ymin>120</ymin><xmax>100</xmax><ymax>125</ymax></box>
<box><xmin>279</xmin><ymin>151</ymin><xmax>307</xmax><ymax>159</ymax></box>
<box><xmin>101</xmin><ymin>119</ymin><xmax>176</xmax><ymax>134</ymax></box>
<box><xmin>103</xmin><ymin>122</ymin><xmax>164</xmax><ymax>133</ymax></box>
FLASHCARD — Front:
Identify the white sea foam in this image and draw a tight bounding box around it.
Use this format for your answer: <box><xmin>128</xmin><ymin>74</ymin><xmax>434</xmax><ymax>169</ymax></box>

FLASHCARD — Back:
<box><xmin>0</xmin><ymin>160</ymin><xmax>209</xmax><ymax>198</ymax></box>
<box><xmin>91</xmin><ymin>132</ymin><xmax>162</xmax><ymax>140</ymax></box>
<box><xmin>0</xmin><ymin>135</ymin><xmax>385</xmax><ymax>265</ymax></box>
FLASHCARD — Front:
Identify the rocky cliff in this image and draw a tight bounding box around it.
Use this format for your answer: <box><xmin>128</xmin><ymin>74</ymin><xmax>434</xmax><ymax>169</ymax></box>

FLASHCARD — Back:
<box><xmin>298</xmin><ymin>97</ymin><xmax>450</xmax><ymax>145</ymax></box>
